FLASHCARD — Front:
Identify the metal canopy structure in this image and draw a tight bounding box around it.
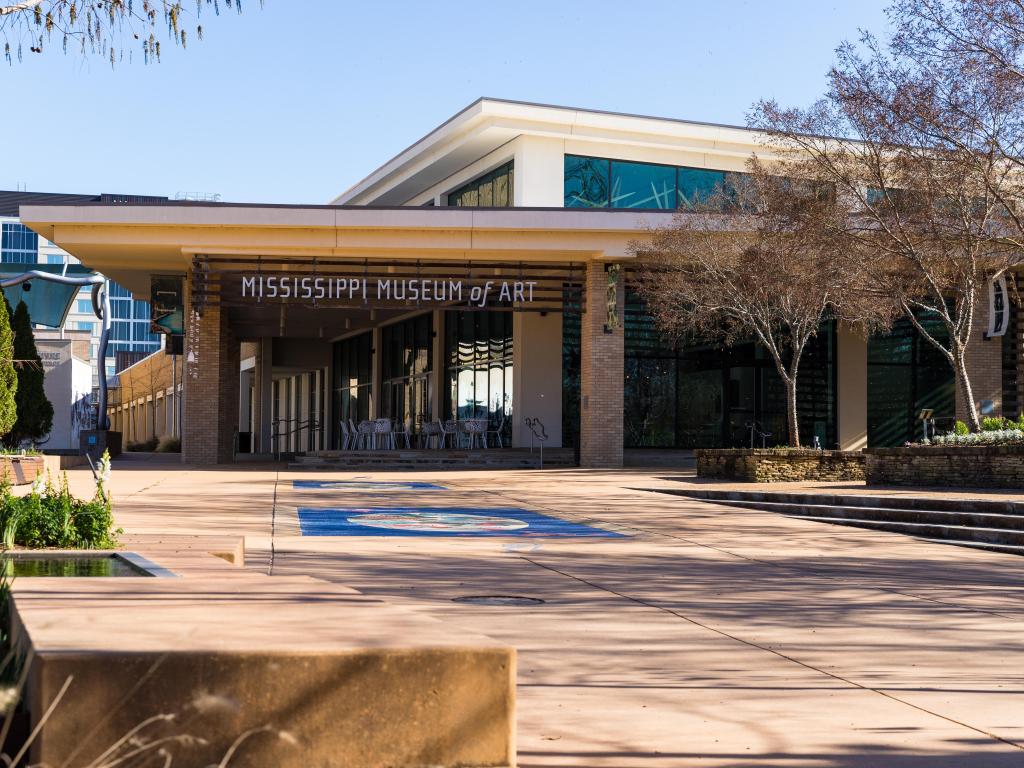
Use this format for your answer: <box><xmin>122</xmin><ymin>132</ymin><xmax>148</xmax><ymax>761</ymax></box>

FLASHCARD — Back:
<box><xmin>191</xmin><ymin>255</ymin><xmax>586</xmax><ymax>339</ymax></box>
<box><xmin>0</xmin><ymin>269</ymin><xmax>111</xmax><ymax>431</ymax></box>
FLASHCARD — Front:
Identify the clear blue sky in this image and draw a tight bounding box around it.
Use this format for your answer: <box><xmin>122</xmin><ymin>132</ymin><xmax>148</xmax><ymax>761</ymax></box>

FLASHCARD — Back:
<box><xmin>2</xmin><ymin>1</ymin><xmax>891</xmax><ymax>204</ymax></box>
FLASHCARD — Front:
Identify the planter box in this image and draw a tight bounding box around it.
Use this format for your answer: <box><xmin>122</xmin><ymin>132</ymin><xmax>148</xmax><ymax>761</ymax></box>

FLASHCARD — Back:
<box><xmin>0</xmin><ymin>455</ymin><xmax>45</xmax><ymax>486</ymax></box>
<box><xmin>695</xmin><ymin>448</ymin><xmax>866</xmax><ymax>483</ymax></box>
<box><xmin>866</xmin><ymin>445</ymin><xmax>1024</xmax><ymax>488</ymax></box>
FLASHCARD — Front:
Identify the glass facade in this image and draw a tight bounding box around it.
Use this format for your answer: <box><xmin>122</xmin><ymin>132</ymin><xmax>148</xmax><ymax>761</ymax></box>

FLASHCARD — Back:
<box><xmin>1</xmin><ymin>222</ymin><xmax>38</xmax><ymax>264</ymax></box>
<box><xmin>444</xmin><ymin>310</ymin><xmax>513</xmax><ymax>441</ymax></box>
<box><xmin>331</xmin><ymin>332</ymin><xmax>373</xmax><ymax>446</ymax></box>
<box><xmin>867</xmin><ymin>314</ymin><xmax>955</xmax><ymax>446</ymax></box>
<box><xmin>447</xmin><ymin>161</ymin><xmax>514</xmax><ymax>207</ymax></box>
<box><xmin>105</xmin><ymin>280</ymin><xmax>161</xmax><ymax>361</ymax></box>
<box><xmin>563</xmin><ymin>295</ymin><xmax>837</xmax><ymax>448</ymax></box>
<box><xmin>564</xmin><ymin>154</ymin><xmax>744</xmax><ymax>210</ymax></box>
<box><xmin>1004</xmin><ymin>299</ymin><xmax>1020</xmax><ymax>420</ymax></box>
<box><xmin>381</xmin><ymin>314</ymin><xmax>433</xmax><ymax>432</ymax></box>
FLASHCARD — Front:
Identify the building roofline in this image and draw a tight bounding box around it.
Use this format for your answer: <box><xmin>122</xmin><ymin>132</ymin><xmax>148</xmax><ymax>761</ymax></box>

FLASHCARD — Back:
<box><xmin>329</xmin><ymin>97</ymin><xmax>768</xmax><ymax>206</ymax></box>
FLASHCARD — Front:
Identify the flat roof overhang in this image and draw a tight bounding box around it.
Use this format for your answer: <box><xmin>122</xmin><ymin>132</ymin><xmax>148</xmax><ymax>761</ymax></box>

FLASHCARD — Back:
<box><xmin>19</xmin><ymin>204</ymin><xmax>689</xmax><ymax>297</ymax></box>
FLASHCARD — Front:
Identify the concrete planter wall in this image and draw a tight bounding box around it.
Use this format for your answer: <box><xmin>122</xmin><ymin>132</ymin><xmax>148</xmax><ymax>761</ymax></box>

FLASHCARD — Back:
<box><xmin>866</xmin><ymin>445</ymin><xmax>1024</xmax><ymax>488</ymax></box>
<box><xmin>695</xmin><ymin>448</ymin><xmax>866</xmax><ymax>483</ymax></box>
<box><xmin>0</xmin><ymin>455</ymin><xmax>45</xmax><ymax>486</ymax></box>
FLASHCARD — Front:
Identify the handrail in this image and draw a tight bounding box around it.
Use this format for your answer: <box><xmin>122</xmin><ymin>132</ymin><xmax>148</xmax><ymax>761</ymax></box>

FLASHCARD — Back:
<box><xmin>271</xmin><ymin>418</ymin><xmax>321</xmax><ymax>460</ymax></box>
<box><xmin>523</xmin><ymin>417</ymin><xmax>548</xmax><ymax>469</ymax></box>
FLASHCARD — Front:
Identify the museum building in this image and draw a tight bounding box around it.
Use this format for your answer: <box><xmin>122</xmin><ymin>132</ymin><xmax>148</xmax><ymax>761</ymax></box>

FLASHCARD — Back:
<box><xmin>17</xmin><ymin>99</ymin><xmax>1023</xmax><ymax>466</ymax></box>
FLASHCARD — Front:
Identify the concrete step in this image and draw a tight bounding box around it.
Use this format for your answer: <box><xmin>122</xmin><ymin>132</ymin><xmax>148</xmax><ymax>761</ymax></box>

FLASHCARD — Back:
<box><xmin>651</xmin><ymin>487</ymin><xmax>1024</xmax><ymax>556</ymax></box>
<box><xmin>692</xmin><ymin>498</ymin><xmax>1024</xmax><ymax>532</ymax></box>
<box><xmin>795</xmin><ymin>515</ymin><xmax>1024</xmax><ymax>548</ymax></box>
<box><xmin>656</xmin><ymin>487</ymin><xmax>1024</xmax><ymax>515</ymax></box>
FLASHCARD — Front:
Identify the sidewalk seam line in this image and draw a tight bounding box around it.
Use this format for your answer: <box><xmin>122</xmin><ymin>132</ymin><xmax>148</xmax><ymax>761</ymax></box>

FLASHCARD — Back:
<box><xmin>521</xmin><ymin>555</ymin><xmax>1024</xmax><ymax>752</ymax></box>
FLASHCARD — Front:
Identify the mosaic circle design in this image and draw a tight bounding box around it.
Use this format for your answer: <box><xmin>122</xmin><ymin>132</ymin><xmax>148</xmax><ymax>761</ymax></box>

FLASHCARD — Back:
<box><xmin>347</xmin><ymin>511</ymin><xmax>529</xmax><ymax>533</ymax></box>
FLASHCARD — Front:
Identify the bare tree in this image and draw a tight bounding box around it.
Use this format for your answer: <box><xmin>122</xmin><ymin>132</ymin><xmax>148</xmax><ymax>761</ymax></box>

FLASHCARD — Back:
<box><xmin>751</xmin><ymin>2</ymin><xmax>1024</xmax><ymax>432</ymax></box>
<box><xmin>0</xmin><ymin>0</ymin><xmax>255</xmax><ymax>65</ymax></box>
<box><xmin>630</xmin><ymin>163</ymin><xmax>884</xmax><ymax>447</ymax></box>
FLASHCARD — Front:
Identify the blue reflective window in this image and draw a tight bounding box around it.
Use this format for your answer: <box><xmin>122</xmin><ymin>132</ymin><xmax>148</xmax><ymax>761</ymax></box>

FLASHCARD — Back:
<box><xmin>76</xmin><ymin>299</ymin><xmax>93</xmax><ymax>314</ymax></box>
<box><xmin>677</xmin><ymin>168</ymin><xmax>728</xmax><ymax>210</ymax></box>
<box><xmin>108</xmin><ymin>281</ymin><xmax>131</xmax><ymax>298</ymax></box>
<box><xmin>111</xmin><ymin>300</ymin><xmax>131</xmax><ymax>319</ymax></box>
<box><xmin>133</xmin><ymin>323</ymin><xmax>159</xmax><ymax>343</ymax></box>
<box><xmin>75</xmin><ymin>321</ymin><xmax>94</xmax><ymax>332</ymax></box>
<box><xmin>611</xmin><ymin>160</ymin><xmax>676</xmax><ymax>209</ymax></box>
<box><xmin>564</xmin><ymin>155</ymin><xmax>610</xmax><ymax>208</ymax></box>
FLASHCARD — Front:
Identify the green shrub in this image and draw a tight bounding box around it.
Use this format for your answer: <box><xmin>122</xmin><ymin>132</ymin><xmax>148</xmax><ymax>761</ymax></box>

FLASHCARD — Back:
<box><xmin>980</xmin><ymin>416</ymin><xmax>1010</xmax><ymax>432</ymax></box>
<box><xmin>953</xmin><ymin>420</ymin><xmax>970</xmax><ymax>436</ymax></box>
<box><xmin>155</xmin><ymin>436</ymin><xmax>181</xmax><ymax>453</ymax></box>
<box><xmin>126</xmin><ymin>437</ymin><xmax>159</xmax><ymax>452</ymax></box>
<box><xmin>0</xmin><ymin>470</ymin><xmax>117</xmax><ymax>550</ymax></box>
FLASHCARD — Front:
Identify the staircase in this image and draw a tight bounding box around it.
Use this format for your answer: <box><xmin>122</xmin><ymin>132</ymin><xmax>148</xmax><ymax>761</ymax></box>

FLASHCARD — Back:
<box><xmin>649</xmin><ymin>488</ymin><xmax>1024</xmax><ymax>556</ymax></box>
<box><xmin>290</xmin><ymin>448</ymin><xmax>576</xmax><ymax>471</ymax></box>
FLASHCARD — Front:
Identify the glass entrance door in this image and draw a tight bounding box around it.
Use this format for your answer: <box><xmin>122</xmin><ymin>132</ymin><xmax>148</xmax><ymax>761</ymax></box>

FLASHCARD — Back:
<box><xmin>384</xmin><ymin>374</ymin><xmax>432</xmax><ymax>434</ymax></box>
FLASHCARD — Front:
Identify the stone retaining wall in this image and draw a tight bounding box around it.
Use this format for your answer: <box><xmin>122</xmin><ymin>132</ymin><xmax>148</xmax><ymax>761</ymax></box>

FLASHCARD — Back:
<box><xmin>695</xmin><ymin>449</ymin><xmax>866</xmax><ymax>483</ymax></box>
<box><xmin>866</xmin><ymin>445</ymin><xmax>1024</xmax><ymax>488</ymax></box>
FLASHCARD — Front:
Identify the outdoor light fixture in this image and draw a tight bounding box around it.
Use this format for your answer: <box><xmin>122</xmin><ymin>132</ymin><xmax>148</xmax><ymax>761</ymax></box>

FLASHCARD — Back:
<box><xmin>0</xmin><ymin>270</ymin><xmax>111</xmax><ymax>430</ymax></box>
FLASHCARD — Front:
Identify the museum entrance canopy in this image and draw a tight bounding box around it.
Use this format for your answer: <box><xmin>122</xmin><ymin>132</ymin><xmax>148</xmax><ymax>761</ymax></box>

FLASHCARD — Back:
<box><xmin>17</xmin><ymin>203</ymin><xmax>671</xmax><ymax>301</ymax></box>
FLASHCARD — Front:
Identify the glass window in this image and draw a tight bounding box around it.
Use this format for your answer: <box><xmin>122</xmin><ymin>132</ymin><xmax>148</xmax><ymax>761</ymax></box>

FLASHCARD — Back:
<box><xmin>562</xmin><ymin>292</ymin><xmax>837</xmax><ymax>449</ymax></box>
<box><xmin>1004</xmin><ymin>300</ymin><xmax>1019</xmax><ymax>420</ymax></box>
<box><xmin>868</xmin><ymin>313</ymin><xmax>955</xmax><ymax>445</ymax></box>
<box><xmin>331</xmin><ymin>332</ymin><xmax>373</xmax><ymax>447</ymax></box>
<box><xmin>76</xmin><ymin>299</ymin><xmax>93</xmax><ymax>314</ymax></box>
<box><xmin>677</xmin><ymin>167</ymin><xmax>728</xmax><ymax>210</ymax></box>
<box><xmin>611</xmin><ymin>161</ymin><xmax>676</xmax><ymax>209</ymax></box>
<box><xmin>447</xmin><ymin>161</ymin><xmax>514</xmax><ymax>207</ymax></box>
<box><xmin>381</xmin><ymin>314</ymin><xmax>433</xmax><ymax>432</ymax></box>
<box><xmin>444</xmin><ymin>309</ymin><xmax>512</xmax><ymax>443</ymax></box>
<box><xmin>564</xmin><ymin>155</ymin><xmax>610</xmax><ymax>208</ymax></box>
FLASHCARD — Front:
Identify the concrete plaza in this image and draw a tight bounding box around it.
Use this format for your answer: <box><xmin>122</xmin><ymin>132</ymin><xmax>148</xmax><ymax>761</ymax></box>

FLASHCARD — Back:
<box><xmin>66</xmin><ymin>455</ymin><xmax>1024</xmax><ymax>767</ymax></box>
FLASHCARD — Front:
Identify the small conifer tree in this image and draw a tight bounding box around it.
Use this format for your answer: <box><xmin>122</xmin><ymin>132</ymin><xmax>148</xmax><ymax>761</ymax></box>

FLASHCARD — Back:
<box><xmin>5</xmin><ymin>300</ymin><xmax>52</xmax><ymax>447</ymax></box>
<box><xmin>0</xmin><ymin>299</ymin><xmax>16</xmax><ymax>439</ymax></box>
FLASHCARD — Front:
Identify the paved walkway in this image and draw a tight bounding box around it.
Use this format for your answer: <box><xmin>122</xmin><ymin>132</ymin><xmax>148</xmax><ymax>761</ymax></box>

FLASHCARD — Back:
<box><xmin>72</xmin><ymin>455</ymin><xmax>1024</xmax><ymax>767</ymax></box>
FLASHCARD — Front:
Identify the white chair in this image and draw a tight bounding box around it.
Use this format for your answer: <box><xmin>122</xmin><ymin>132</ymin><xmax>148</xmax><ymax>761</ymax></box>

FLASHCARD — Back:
<box><xmin>374</xmin><ymin>418</ymin><xmax>395</xmax><ymax>449</ymax></box>
<box><xmin>392</xmin><ymin>419</ymin><xmax>412</xmax><ymax>449</ymax></box>
<box><xmin>356</xmin><ymin>420</ymin><xmax>374</xmax><ymax>450</ymax></box>
<box><xmin>463</xmin><ymin>418</ymin><xmax>487</xmax><ymax>449</ymax></box>
<box><xmin>486</xmin><ymin>415</ymin><xmax>507</xmax><ymax>448</ymax></box>
<box><xmin>442</xmin><ymin>419</ymin><xmax>460</xmax><ymax>449</ymax></box>
<box><xmin>421</xmin><ymin>421</ymin><xmax>442</xmax><ymax>449</ymax></box>
<box><xmin>339</xmin><ymin>419</ymin><xmax>352</xmax><ymax>450</ymax></box>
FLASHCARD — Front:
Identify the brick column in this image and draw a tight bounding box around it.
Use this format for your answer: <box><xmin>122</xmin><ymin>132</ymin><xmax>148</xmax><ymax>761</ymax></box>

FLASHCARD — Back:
<box><xmin>182</xmin><ymin>283</ymin><xmax>240</xmax><ymax>464</ymax></box>
<box><xmin>579</xmin><ymin>260</ymin><xmax>624</xmax><ymax>468</ymax></box>
<box><xmin>957</xmin><ymin>288</ymin><xmax>1003</xmax><ymax>421</ymax></box>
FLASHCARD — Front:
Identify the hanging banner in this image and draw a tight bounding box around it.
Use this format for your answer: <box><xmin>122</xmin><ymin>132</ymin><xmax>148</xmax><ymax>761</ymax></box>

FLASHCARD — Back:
<box><xmin>151</xmin><ymin>274</ymin><xmax>185</xmax><ymax>334</ymax></box>
<box><xmin>987</xmin><ymin>274</ymin><xmax>1009</xmax><ymax>338</ymax></box>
